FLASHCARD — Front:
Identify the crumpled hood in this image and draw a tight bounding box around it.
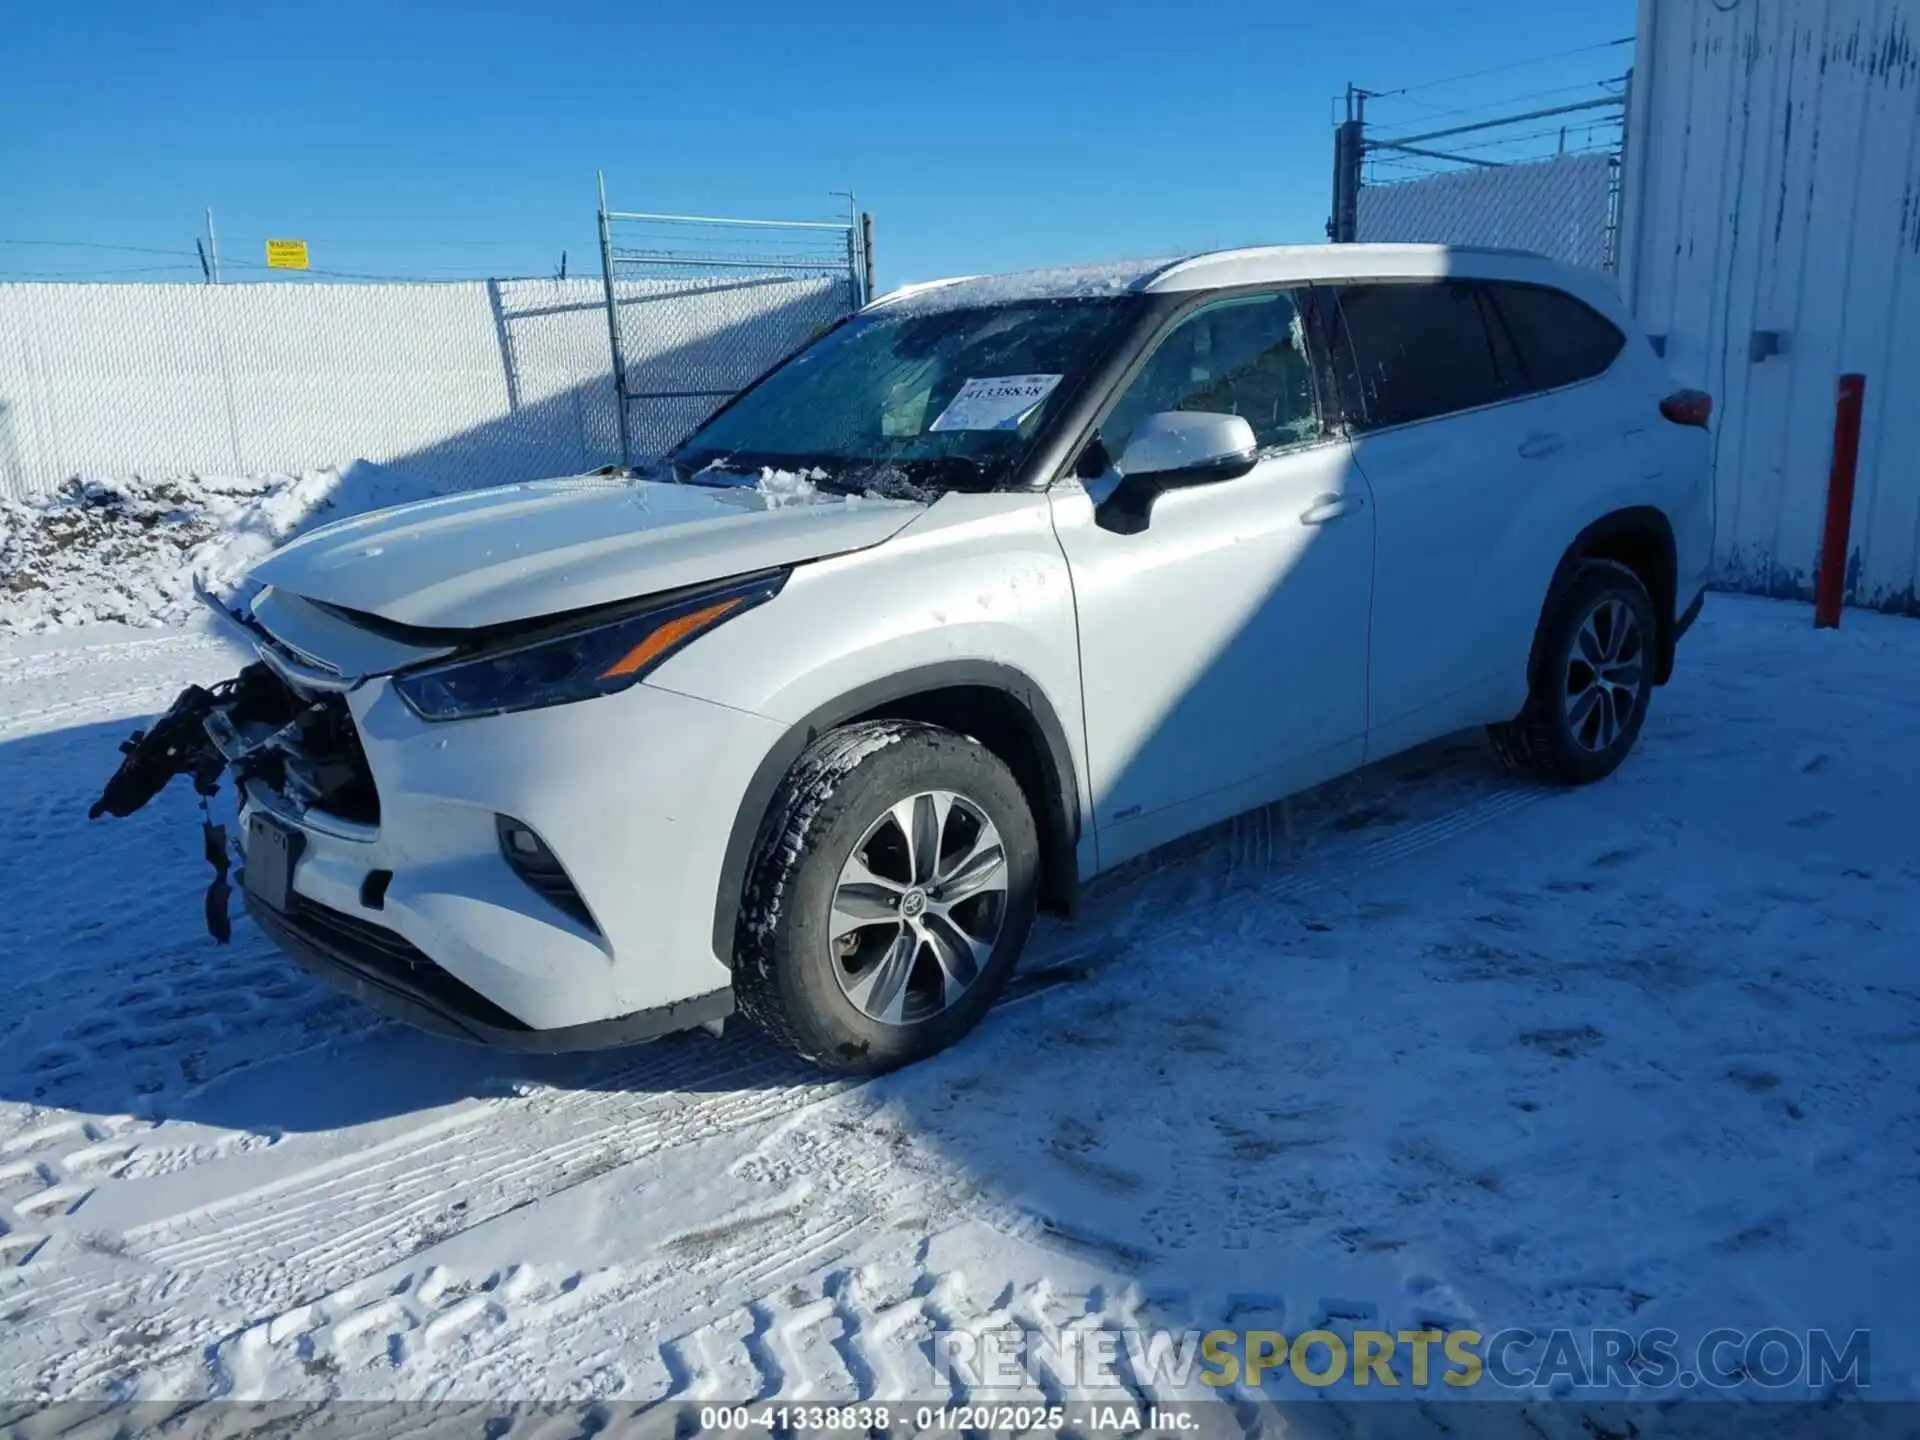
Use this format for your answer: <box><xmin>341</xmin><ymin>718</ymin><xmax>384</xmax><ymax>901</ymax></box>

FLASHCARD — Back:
<box><xmin>246</xmin><ymin>474</ymin><xmax>924</xmax><ymax>630</ymax></box>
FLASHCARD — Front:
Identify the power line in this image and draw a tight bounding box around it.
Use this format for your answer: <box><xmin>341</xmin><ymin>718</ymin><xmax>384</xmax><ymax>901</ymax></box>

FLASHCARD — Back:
<box><xmin>218</xmin><ymin>257</ymin><xmax>508</xmax><ymax>282</ymax></box>
<box><xmin>220</xmin><ymin>232</ymin><xmax>545</xmax><ymax>252</ymax></box>
<box><xmin>0</xmin><ymin>235</ymin><xmax>533</xmax><ymax>282</ymax></box>
<box><xmin>1367</xmin><ymin>75</ymin><xmax>1630</xmax><ymax>125</ymax></box>
<box><xmin>0</xmin><ymin>237</ymin><xmax>200</xmax><ymax>259</ymax></box>
<box><xmin>1439</xmin><ymin>118</ymin><xmax>1623</xmax><ymax>155</ymax></box>
<box><xmin>1363</xmin><ymin>35</ymin><xmax>1632</xmax><ymax>102</ymax></box>
<box><xmin>0</xmin><ymin>236</ymin><xmax>518</xmax><ymax>284</ymax></box>
<box><xmin>0</xmin><ymin>264</ymin><xmax>204</xmax><ymax>280</ymax></box>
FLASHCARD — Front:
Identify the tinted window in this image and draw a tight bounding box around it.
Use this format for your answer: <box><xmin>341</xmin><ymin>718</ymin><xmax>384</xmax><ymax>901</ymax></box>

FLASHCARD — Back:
<box><xmin>1098</xmin><ymin>291</ymin><xmax>1320</xmax><ymax>458</ymax></box>
<box><xmin>1332</xmin><ymin>280</ymin><xmax>1508</xmax><ymax>429</ymax></box>
<box><xmin>1485</xmin><ymin>282</ymin><xmax>1625</xmax><ymax>392</ymax></box>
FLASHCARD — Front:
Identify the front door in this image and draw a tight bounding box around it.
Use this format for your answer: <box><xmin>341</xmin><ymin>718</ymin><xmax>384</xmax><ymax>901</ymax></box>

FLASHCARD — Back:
<box><xmin>1049</xmin><ymin>289</ymin><xmax>1375</xmax><ymax>870</ymax></box>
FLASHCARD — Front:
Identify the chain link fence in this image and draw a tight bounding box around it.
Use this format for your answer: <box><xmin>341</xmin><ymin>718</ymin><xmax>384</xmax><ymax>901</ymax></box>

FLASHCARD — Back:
<box><xmin>1356</xmin><ymin>152</ymin><xmax>1619</xmax><ymax>270</ymax></box>
<box><xmin>0</xmin><ymin>205</ymin><xmax>878</xmax><ymax>500</ymax></box>
<box><xmin>596</xmin><ymin>197</ymin><xmax>871</xmax><ymax>461</ymax></box>
<box><xmin>1330</xmin><ymin>76</ymin><xmax>1629</xmax><ymax>273</ymax></box>
<box><xmin>0</xmin><ymin>278</ymin><xmax>627</xmax><ymax>500</ymax></box>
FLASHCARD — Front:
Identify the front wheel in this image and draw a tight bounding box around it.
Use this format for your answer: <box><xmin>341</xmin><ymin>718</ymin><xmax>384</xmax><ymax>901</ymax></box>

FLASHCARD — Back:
<box><xmin>1489</xmin><ymin>558</ymin><xmax>1657</xmax><ymax>785</ymax></box>
<box><xmin>733</xmin><ymin>720</ymin><xmax>1039</xmax><ymax>1073</ymax></box>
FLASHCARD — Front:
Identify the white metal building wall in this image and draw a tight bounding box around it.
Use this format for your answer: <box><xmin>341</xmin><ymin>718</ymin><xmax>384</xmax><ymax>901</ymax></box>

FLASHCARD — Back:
<box><xmin>0</xmin><ymin>275</ymin><xmax>829</xmax><ymax>500</ymax></box>
<box><xmin>1620</xmin><ymin>0</ymin><xmax>1920</xmax><ymax>613</ymax></box>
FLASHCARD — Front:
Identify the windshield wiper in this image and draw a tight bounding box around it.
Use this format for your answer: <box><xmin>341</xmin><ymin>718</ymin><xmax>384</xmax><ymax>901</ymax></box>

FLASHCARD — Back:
<box><xmin>679</xmin><ymin>456</ymin><xmax>750</xmax><ymax>487</ymax></box>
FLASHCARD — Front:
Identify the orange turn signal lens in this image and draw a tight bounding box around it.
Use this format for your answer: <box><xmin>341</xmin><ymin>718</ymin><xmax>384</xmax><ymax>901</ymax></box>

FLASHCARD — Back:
<box><xmin>597</xmin><ymin>596</ymin><xmax>745</xmax><ymax>680</ymax></box>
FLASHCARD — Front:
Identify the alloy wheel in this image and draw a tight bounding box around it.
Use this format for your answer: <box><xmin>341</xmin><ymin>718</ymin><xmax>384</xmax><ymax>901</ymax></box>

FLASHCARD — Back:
<box><xmin>1565</xmin><ymin>597</ymin><xmax>1645</xmax><ymax>753</ymax></box>
<box><xmin>828</xmin><ymin>790</ymin><xmax>1009</xmax><ymax>1025</ymax></box>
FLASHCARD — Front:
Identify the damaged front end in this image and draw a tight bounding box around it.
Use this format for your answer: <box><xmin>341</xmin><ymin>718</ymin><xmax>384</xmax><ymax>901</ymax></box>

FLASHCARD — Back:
<box><xmin>89</xmin><ymin>591</ymin><xmax>390</xmax><ymax>943</ymax></box>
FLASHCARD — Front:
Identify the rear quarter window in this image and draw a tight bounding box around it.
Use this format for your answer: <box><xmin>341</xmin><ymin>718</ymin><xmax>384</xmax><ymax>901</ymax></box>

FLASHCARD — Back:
<box><xmin>1330</xmin><ymin>280</ymin><xmax>1509</xmax><ymax>430</ymax></box>
<box><xmin>1484</xmin><ymin>282</ymin><xmax>1626</xmax><ymax>392</ymax></box>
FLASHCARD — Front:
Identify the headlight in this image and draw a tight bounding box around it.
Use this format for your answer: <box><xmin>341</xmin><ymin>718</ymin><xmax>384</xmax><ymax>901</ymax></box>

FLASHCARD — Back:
<box><xmin>392</xmin><ymin>573</ymin><xmax>784</xmax><ymax>721</ymax></box>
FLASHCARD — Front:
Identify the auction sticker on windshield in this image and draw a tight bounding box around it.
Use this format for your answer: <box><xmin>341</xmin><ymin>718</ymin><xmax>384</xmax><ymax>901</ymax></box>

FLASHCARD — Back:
<box><xmin>929</xmin><ymin>374</ymin><xmax>1063</xmax><ymax>432</ymax></box>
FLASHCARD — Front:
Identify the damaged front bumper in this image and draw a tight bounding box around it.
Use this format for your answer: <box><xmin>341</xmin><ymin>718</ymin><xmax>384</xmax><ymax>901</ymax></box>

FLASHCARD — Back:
<box><xmin>87</xmin><ymin>653</ymin><xmax>376</xmax><ymax>943</ymax></box>
<box><xmin>88</xmin><ymin>587</ymin><xmax>757</xmax><ymax>1052</ymax></box>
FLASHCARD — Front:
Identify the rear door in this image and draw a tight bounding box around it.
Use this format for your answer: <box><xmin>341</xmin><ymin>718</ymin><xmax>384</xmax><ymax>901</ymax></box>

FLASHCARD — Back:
<box><xmin>1325</xmin><ymin>279</ymin><xmax>1546</xmax><ymax>755</ymax></box>
<box><xmin>1482</xmin><ymin>280</ymin><xmax>1637</xmax><ymax>486</ymax></box>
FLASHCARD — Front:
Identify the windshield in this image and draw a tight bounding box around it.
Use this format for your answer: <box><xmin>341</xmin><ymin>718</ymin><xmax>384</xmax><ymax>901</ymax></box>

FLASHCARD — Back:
<box><xmin>669</xmin><ymin>297</ymin><xmax>1138</xmax><ymax>496</ymax></box>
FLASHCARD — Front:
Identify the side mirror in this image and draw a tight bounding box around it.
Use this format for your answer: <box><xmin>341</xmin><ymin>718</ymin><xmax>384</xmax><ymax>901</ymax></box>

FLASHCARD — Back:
<box><xmin>1097</xmin><ymin>411</ymin><xmax>1258</xmax><ymax>534</ymax></box>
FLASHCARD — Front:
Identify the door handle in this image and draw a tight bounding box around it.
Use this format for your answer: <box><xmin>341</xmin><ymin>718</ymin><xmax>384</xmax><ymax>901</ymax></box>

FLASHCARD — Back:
<box><xmin>1519</xmin><ymin>432</ymin><xmax>1565</xmax><ymax>459</ymax></box>
<box><xmin>1300</xmin><ymin>493</ymin><xmax>1364</xmax><ymax>525</ymax></box>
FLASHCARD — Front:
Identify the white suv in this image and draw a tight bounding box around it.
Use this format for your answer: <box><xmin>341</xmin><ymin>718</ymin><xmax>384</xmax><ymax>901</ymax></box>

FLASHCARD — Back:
<box><xmin>94</xmin><ymin>244</ymin><xmax>1713</xmax><ymax>1072</ymax></box>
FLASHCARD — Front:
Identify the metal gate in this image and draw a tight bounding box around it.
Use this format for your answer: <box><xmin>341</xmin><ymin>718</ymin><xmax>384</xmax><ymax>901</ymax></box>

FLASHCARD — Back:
<box><xmin>595</xmin><ymin>177</ymin><xmax>873</xmax><ymax>464</ymax></box>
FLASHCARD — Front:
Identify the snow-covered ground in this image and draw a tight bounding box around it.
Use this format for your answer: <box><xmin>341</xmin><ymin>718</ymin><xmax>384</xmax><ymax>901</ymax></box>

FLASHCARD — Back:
<box><xmin>0</xmin><ymin>596</ymin><xmax>1914</xmax><ymax>1424</ymax></box>
<box><xmin>0</xmin><ymin>462</ymin><xmax>445</xmax><ymax>634</ymax></box>
<box><xmin>0</xmin><ymin>463</ymin><xmax>881</xmax><ymax>638</ymax></box>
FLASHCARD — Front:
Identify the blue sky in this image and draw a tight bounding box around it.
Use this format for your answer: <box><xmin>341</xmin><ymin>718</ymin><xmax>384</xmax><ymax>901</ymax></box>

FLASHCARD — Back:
<box><xmin>0</xmin><ymin>0</ymin><xmax>1633</xmax><ymax>289</ymax></box>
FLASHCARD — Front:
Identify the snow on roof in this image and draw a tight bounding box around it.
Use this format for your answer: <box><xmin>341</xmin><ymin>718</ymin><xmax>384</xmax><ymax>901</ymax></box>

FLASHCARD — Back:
<box><xmin>865</xmin><ymin>256</ymin><xmax>1181</xmax><ymax>314</ymax></box>
<box><xmin>1143</xmin><ymin>242</ymin><xmax>1582</xmax><ymax>292</ymax></box>
<box><xmin>867</xmin><ymin>242</ymin><xmax>1621</xmax><ymax>322</ymax></box>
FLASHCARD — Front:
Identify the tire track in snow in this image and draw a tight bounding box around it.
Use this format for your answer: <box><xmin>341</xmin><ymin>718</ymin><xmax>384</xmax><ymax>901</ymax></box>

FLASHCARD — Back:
<box><xmin>0</xmin><ymin>630</ymin><xmax>224</xmax><ymax>679</ymax></box>
<box><xmin>144</xmin><ymin>774</ymin><xmax>1549</xmax><ymax>1304</ymax></box>
<box><xmin>289</xmin><ymin>1236</ymin><xmax>1293</xmax><ymax>1412</ymax></box>
<box><xmin>6</xmin><ymin>767</ymin><xmax>1546</xmax><ymax>1333</ymax></box>
<box><xmin>4</xmin><ymin>658</ymin><xmax>1550</xmax><ymax>1399</ymax></box>
<box><xmin>0</xmin><ymin>683</ymin><xmax>201</xmax><ymax>737</ymax></box>
<box><xmin>7</xmin><ymin>1042</ymin><xmax>847</xmax><ymax>1342</ymax></box>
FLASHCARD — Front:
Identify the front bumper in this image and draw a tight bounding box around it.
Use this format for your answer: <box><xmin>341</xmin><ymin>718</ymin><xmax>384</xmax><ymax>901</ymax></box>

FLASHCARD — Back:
<box><xmin>236</xmin><ymin>672</ymin><xmax>788</xmax><ymax>1044</ymax></box>
<box><xmin>247</xmin><ymin>893</ymin><xmax>732</xmax><ymax>1051</ymax></box>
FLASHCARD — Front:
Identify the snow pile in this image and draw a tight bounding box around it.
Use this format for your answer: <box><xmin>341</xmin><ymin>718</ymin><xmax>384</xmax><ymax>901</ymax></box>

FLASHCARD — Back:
<box><xmin>754</xmin><ymin>466</ymin><xmax>827</xmax><ymax>508</ymax></box>
<box><xmin>0</xmin><ymin>460</ymin><xmax>437</xmax><ymax>634</ymax></box>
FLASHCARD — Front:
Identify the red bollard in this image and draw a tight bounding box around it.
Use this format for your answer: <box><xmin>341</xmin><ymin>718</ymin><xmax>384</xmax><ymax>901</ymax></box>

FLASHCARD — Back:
<box><xmin>1813</xmin><ymin>373</ymin><xmax>1867</xmax><ymax>630</ymax></box>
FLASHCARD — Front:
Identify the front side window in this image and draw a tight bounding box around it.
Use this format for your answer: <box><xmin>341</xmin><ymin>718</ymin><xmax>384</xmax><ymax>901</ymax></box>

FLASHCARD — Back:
<box><xmin>1095</xmin><ymin>290</ymin><xmax>1321</xmax><ymax>460</ymax></box>
<box><xmin>1484</xmin><ymin>282</ymin><xmax>1626</xmax><ymax>392</ymax></box>
<box><xmin>1332</xmin><ymin>280</ymin><xmax>1509</xmax><ymax>429</ymax></box>
<box><xmin>671</xmin><ymin>297</ymin><xmax>1138</xmax><ymax>495</ymax></box>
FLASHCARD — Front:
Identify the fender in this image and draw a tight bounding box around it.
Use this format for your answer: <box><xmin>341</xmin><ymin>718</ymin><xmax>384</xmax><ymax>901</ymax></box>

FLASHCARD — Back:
<box><xmin>1532</xmin><ymin>506</ymin><xmax>1679</xmax><ymax>685</ymax></box>
<box><xmin>708</xmin><ymin>659</ymin><xmax>1083</xmax><ymax>963</ymax></box>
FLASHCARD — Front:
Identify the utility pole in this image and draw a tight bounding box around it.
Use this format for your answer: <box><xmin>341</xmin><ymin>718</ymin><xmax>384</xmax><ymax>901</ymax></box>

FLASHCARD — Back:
<box><xmin>1328</xmin><ymin>85</ymin><xmax>1365</xmax><ymax>244</ymax></box>
<box><xmin>205</xmin><ymin>208</ymin><xmax>222</xmax><ymax>283</ymax></box>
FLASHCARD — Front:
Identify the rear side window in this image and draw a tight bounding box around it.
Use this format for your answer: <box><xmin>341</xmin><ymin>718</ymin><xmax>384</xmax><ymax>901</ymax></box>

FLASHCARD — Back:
<box><xmin>1331</xmin><ymin>281</ymin><xmax>1508</xmax><ymax>429</ymax></box>
<box><xmin>1484</xmin><ymin>282</ymin><xmax>1625</xmax><ymax>392</ymax></box>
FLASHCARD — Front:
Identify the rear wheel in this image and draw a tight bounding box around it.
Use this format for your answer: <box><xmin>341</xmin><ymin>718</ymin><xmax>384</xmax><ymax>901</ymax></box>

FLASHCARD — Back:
<box><xmin>733</xmin><ymin>721</ymin><xmax>1039</xmax><ymax>1073</ymax></box>
<box><xmin>1489</xmin><ymin>558</ymin><xmax>1656</xmax><ymax>785</ymax></box>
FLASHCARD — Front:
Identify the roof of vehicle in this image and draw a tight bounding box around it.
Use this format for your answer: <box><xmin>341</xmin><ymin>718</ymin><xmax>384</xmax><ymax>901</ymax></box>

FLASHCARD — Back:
<box><xmin>868</xmin><ymin>243</ymin><xmax>1628</xmax><ymax>323</ymax></box>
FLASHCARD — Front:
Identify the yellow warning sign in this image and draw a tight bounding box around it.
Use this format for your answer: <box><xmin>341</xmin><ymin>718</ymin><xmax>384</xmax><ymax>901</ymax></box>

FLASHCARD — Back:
<box><xmin>265</xmin><ymin>239</ymin><xmax>310</xmax><ymax>271</ymax></box>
